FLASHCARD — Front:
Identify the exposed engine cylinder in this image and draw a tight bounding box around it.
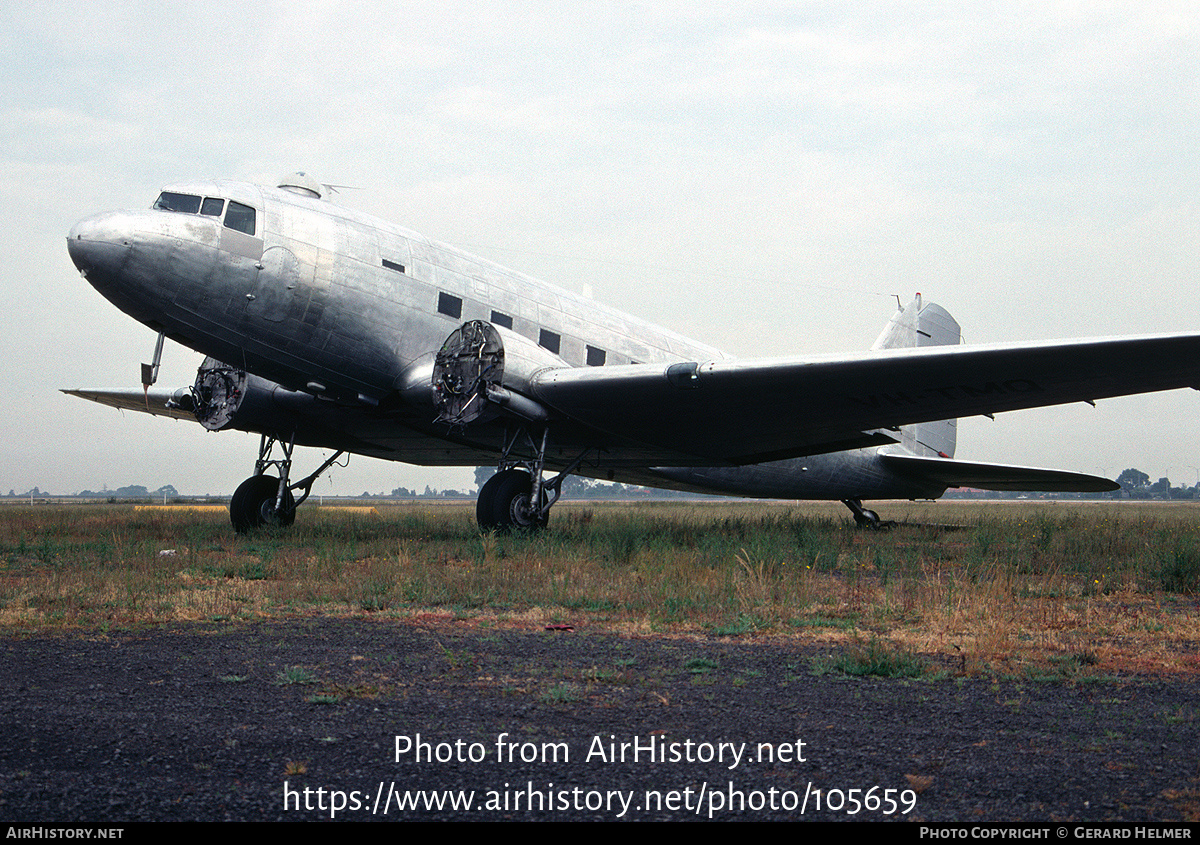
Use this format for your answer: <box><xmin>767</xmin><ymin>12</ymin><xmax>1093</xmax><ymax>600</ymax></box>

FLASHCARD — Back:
<box><xmin>192</xmin><ymin>357</ymin><xmax>248</xmax><ymax>431</ymax></box>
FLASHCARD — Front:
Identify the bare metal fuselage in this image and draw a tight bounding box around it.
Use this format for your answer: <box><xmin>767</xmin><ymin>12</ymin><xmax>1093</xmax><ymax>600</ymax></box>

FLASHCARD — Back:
<box><xmin>68</xmin><ymin>179</ymin><xmax>936</xmax><ymax>501</ymax></box>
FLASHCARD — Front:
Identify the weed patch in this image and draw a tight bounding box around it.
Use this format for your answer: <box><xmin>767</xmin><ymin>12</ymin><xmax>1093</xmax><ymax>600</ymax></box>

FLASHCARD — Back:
<box><xmin>541</xmin><ymin>682</ymin><xmax>583</xmax><ymax>703</ymax></box>
<box><xmin>684</xmin><ymin>657</ymin><xmax>720</xmax><ymax>675</ymax></box>
<box><xmin>275</xmin><ymin>666</ymin><xmax>318</xmax><ymax>685</ymax></box>
<box><xmin>813</xmin><ymin>637</ymin><xmax>930</xmax><ymax>678</ymax></box>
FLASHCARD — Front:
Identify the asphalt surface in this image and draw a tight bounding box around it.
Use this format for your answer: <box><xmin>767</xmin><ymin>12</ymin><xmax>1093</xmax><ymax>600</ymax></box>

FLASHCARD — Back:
<box><xmin>1</xmin><ymin>618</ymin><xmax>1198</xmax><ymax>822</ymax></box>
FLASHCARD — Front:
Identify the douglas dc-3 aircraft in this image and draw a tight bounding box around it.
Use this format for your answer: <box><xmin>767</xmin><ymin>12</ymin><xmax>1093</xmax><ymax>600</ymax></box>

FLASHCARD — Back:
<box><xmin>65</xmin><ymin>173</ymin><xmax>1200</xmax><ymax>532</ymax></box>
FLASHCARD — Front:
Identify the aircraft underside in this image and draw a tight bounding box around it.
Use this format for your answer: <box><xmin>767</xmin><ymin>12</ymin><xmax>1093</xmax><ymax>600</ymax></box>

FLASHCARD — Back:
<box><xmin>68</xmin><ymin>351</ymin><xmax>950</xmax><ymax>533</ymax></box>
<box><xmin>160</xmin><ymin>354</ymin><xmax>938</xmax><ymax>531</ymax></box>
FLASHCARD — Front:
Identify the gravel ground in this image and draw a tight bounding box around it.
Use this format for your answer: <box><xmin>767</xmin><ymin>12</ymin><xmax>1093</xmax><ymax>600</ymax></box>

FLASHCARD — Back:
<box><xmin>1</xmin><ymin>618</ymin><xmax>1198</xmax><ymax>822</ymax></box>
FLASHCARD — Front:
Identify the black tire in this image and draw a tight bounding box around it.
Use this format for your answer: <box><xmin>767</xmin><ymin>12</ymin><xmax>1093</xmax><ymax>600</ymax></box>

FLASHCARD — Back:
<box><xmin>229</xmin><ymin>475</ymin><xmax>296</xmax><ymax>533</ymax></box>
<box><xmin>476</xmin><ymin>471</ymin><xmax>506</xmax><ymax>531</ymax></box>
<box><xmin>852</xmin><ymin>507</ymin><xmax>881</xmax><ymax>530</ymax></box>
<box><xmin>476</xmin><ymin>469</ymin><xmax>547</xmax><ymax>532</ymax></box>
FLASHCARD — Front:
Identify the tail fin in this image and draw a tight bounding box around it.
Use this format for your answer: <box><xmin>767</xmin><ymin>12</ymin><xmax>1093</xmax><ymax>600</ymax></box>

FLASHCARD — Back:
<box><xmin>872</xmin><ymin>294</ymin><xmax>961</xmax><ymax>458</ymax></box>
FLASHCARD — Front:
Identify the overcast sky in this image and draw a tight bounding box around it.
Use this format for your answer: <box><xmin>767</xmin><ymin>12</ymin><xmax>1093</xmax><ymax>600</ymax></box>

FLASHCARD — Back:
<box><xmin>3</xmin><ymin>1</ymin><xmax>1199</xmax><ymax>496</ymax></box>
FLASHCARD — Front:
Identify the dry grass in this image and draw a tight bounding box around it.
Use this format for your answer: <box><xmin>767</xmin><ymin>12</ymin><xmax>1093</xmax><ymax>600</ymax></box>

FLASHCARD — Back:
<box><xmin>1</xmin><ymin>499</ymin><xmax>1198</xmax><ymax>678</ymax></box>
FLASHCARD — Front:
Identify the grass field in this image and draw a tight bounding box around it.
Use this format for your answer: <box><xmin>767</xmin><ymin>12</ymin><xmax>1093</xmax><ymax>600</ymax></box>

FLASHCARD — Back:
<box><xmin>1</xmin><ymin>499</ymin><xmax>1198</xmax><ymax>679</ymax></box>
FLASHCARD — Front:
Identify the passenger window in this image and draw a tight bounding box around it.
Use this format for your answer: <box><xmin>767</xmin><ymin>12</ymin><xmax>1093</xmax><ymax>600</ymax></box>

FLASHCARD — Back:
<box><xmin>200</xmin><ymin>197</ymin><xmax>225</xmax><ymax>217</ymax></box>
<box><xmin>224</xmin><ymin>201</ymin><xmax>256</xmax><ymax>236</ymax></box>
<box><xmin>438</xmin><ymin>292</ymin><xmax>463</xmax><ymax>319</ymax></box>
<box><xmin>539</xmin><ymin>329</ymin><xmax>561</xmax><ymax>355</ymax></box>
<box><xmin>490</xmin><ymin>311</ymin><xmax>513</xmax><ymax>329</ymax></box>
<box><xmin>153</xmin><ymin>192</ymin><xmax>201</xmax><ymax>214</ymax></box>
<box><xmin>586</xmin><ymin>345</ymin><xmax>606</xmax><ymax>366</ymax></box>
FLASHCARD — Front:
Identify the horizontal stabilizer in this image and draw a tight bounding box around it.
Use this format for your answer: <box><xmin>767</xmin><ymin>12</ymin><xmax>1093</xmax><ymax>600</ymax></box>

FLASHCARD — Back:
<box><xmin>880</xmin><ymin>451</ymin><xmax>1118</xmax><ymax>493</ymax></box>
<box><xmin>62</xmin><ymin>388</ymin><xmax>196</xmax><ymax>422</ymax></box>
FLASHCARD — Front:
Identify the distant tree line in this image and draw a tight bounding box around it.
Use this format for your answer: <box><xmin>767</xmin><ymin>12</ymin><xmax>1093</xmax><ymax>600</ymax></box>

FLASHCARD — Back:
<box><xmin>5</xmin><ymin>485</ymin><xmax>179</xmax><ymax>500</ymax></box>
<box><xmin>11</xmin><ymin>467</ymin><xmax>1196</xmax><ymax>502</ymax></box>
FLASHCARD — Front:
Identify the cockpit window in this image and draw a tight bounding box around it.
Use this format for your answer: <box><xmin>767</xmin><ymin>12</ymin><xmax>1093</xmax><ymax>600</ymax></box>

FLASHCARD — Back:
<box><xmin>153</xmin><ymin>192</ymin><xmax>202</xmax><ymax>214</ymax></box>
<box><xmin>224</xmin><ymin>201</ymin><xmax>256</xmax><ymax>236</ymax></box>
<box><xmin>154</xmin><ymin>190</ymin><xmax>257</xmax><ymax>237</ymax></box>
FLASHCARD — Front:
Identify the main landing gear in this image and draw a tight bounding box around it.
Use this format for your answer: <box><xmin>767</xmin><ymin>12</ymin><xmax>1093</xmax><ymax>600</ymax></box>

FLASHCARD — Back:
<box><xmin>477</xmin><ymin>469</ymin><xmax>548</xmax><ymax>531</ymax></box>
<box><xmin>230</xmin><ymin>434</ymin><xmax>345</xmax><ymax>533</ymax></box>
<box><xmin>230</xmin><ymin>474</ymin><xmax>295</xmax><ymax>533</ymax></box>
<box><xmin>475</xmin><ymin>426</ymin><xmax>588</xmax><ymax>532</ymax></box>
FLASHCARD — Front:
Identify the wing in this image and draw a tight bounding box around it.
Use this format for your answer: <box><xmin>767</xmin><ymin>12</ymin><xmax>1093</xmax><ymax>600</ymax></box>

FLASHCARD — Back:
<box><xmin>61</xmin><ymin>388</ymin><xmax>197</xmax><ymax>421</ymax></box>
<box><xmin>528</xmin><ymin>333</ymin><xmax>1200</xmax><ymax>464</ymax></box>
<box><xmin>64</xmin><ymin>333</ymin><xmax>1200</xmax><ymax>473</ymax></box>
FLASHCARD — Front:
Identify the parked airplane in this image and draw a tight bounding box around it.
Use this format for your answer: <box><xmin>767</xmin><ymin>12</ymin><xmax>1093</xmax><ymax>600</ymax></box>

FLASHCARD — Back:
<box><xmin>65</xmin><ymin>173</ymin><xmax>1198</xmax><ymax>531</ymax></box>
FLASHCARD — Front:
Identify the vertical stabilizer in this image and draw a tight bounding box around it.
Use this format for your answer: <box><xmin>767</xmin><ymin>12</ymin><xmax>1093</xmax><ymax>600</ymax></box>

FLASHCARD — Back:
<box><xmin>873</xmin><ymin>295</ymin><xmax>961</xmax><ymax>458</ymax></box>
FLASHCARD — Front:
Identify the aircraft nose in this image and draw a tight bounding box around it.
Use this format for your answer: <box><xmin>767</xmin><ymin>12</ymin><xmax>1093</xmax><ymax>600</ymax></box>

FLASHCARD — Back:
<box><xmin>67</xmin><ymin>212</ymin><xmax>132</xmax><ymax>277</ymax></box>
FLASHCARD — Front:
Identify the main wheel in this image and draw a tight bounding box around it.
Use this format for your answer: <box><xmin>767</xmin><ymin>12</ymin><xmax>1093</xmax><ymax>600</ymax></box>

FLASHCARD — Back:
<box><xmin>230</xmin><ymin>475</ymin><xmax>296</xmax><ymax>533</ymax></box>
<box><xmin>475</xmin><ymin>469</ymin><xmax>548</xmax><ymax>532</ymax></box>
<box><xmin>476</xmin><ymin>471</ymin><xmax>506</xmax><ymax>531</ymax></box>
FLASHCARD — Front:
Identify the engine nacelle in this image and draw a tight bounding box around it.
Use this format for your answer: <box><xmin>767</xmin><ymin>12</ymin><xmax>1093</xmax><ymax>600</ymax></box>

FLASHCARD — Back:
<box><xmin>191</xmin><ymin>356</ymin><xmax>296</xmax><ymax>433</ymax></box>
<box><xmin>494</xmin><ymin>324</ymin><xmax>572</xmax><ymax>394</ymax></box>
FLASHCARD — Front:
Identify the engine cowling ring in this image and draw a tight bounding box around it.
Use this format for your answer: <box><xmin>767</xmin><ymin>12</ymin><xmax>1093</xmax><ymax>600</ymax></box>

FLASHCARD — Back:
<box><xmin>432</xmin><ymin>320</ymin><xmax>504</xmax><ymax>425</ymax></box>
<box><xmin>192</xmin><ymin>357</ymin><xmax>248</xmax><ymax>431</ymax></box>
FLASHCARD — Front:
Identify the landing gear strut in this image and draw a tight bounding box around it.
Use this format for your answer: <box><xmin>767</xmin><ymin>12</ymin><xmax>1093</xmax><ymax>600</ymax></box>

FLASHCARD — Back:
<box><xmin>475</xmin><ymin>426</ymin><xmax>588</xmax><ymax>532</ymax></box>
<box><xmin>842</xmin><ymin>498</ymin><xmax>883</xmax><ymax>530</ymax></box>
<box><xmin>230</xmin><ymin>433</ymin><xmax>345</xmax><ymax>533</ymax></box>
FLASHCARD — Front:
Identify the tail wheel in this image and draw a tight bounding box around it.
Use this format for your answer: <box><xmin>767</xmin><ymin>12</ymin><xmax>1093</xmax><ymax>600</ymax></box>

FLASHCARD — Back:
<box><xmin>230</xmin><ymin>475</ymin><xmax>296</xmax><ymax>533</ymax></box>
<box><xmin>853</xmin><ymin>507</ymin><xmax>881</xmax><ymax>529</ymax></box>
<box><xmin>842</xmin><ymin>498</ymin><xmax>883</xmax><ymax>530</ymax></box>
